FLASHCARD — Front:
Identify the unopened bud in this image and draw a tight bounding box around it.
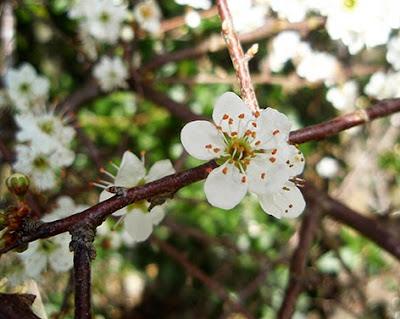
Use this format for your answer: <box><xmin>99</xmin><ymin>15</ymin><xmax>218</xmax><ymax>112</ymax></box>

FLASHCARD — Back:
<box><xmin>6</xmin><ymin>173</ymin><xmax>30</xmax><ymax>199</ymax></box>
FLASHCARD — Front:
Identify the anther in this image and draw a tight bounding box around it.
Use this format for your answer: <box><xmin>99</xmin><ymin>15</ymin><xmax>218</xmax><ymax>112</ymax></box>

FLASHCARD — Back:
<box><xmin>255</xmin><ymin>111</ymin><xmax>260</xmax><ymax>118</ymax></box>
<box><xmin>255</xmin><ymin>141</ymin><xmax>261</xmax><ymax>146</ymax></box>
<box><xmin>231</xmin><ymin>131</ymin><xmax>238</xmax><ymax>136</ymax></box>
<box><xmin>269</xmin><ymin>157</ymin><xmax>276</xmax><ymax>163</ymax></box>
<box><xmin>285</xmin><ymin>210</ymin><xmax>288</xmax><ymax>213</ymax></box>
<box><xmin>252</xmin><ymin>122</ymin><xmax>257</xmax><ymax>127</ymax></box>
<box><xmin>228</xmin><ymin>118</ymin><xmax>234</xmax><ymax>125</ymax></box>
<box><xmin>282</xmin><ymin>186</ymin><xmax>290</xmax><ymax>191</ymax></box>
<box><xmin>223</xmin><ymin>114</ymin><xmax>229</xmax><ymax>120</ymax></box>
<box><xmin>289</xmin><ymin>204</ymin><xmax>293</xmax><ymax>208</ymax></box>
<box><xmin>241</xmin><ymin>176</ymin><xmax>246</xmax><ymax>183</ymax></box>
<box><xmin>251</xmin><ymin>132</ymin><xmax>256</xmax><ymax>138</ymax></box>
<box><xmin>213</xmin><ymin>148</ymin><xmax>220</xmax><ymax>153</ymax></box>
<box><xmin>245</xmin><ymin>129</ymin><xmax>252</xmax><ymax>136</ymax></box>
<box><xmin>238</xmin><ymin>146</ymin><xmax>245</xmax><ymax>152</ymax></box>
<box><xmin>273</xmin><ymin>130</ymin><xmax>280</xmax><ymax>135</ymax></box>
<box><xmin>222</xmin><ymin>167</ymin><xmax>228</xmax><ymax>175</ymax></box>
<box><xmin>216</xmin><ymin>125</ymin><xmax>222</xmax><ymax>130</ymax></box>
<box><xmin>206</xmin><ymin>167</ymin><xmax>213</xmax><ymax>173</ymax></box>
<box><xmin>238</xmin><ymin>113</ymin><xmax>245</xmax><ymax>119</ymax></box>
<box><xmin>232</xmin><ymin>142</ymin><xmax>239</xmax><ymax>148</ymax></box>
<box><xmin>205</xmin><ymin>144</ymin><xmax>212</xmax><ymax>149</ymax></box>
<box><xmin>272</xmin><ymin>149</ymin><xmax>277</xmax><ymax>155</ymax></box>
<box><xmin>261</xmin><ymin>173</ymin><xmax>266</xmax><ymax>179</ymax></box>
<box><xmin>243</xmin><ymin>159</ymin><xmax>250</xmax><ymax>165</ymax></box>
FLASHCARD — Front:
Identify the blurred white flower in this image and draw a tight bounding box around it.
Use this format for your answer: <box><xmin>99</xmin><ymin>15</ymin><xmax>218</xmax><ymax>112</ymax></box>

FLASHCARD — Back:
<box><xmin>99</xmin><ymin>151</ymin><xmax>175</xmax><ymax>242</ymax></box>
<box><xmin>227</xmin><ymin>0</ymin><xmax>269</xmax><ymax>33</ymax></box>
<box><xmin>270</xmin><ymin>0</ymin><xmax>314</xmax><ymax>23</ymax></box>
<box><xmin>386</xmin><ymin>35</ymin><xmax>400</xmax><ymax>70</ymax></box>
<box><xmin>365</xmin><ymin>71</ymin><xmax>400</xmax><ymax>99</ymax></box>
<box><xmin>175</xmin><ymin>0</ymin><xmax>212</xmax><ymax>10</ymax></box>
<box><xmin>134</xmin><ymin>0</ymin><xmax>162</xmax><ymax>34</ymax></box>
<box><xmin>93</xmin><ymin>56</ymin><xmax>128</xmax><ymax>92</ymax></box>
<box><xmin>326</xmin><ymin>80</ymin><xmax>358</xmax><ymax>111</ymax></box>
<box><xmin>4</xmin><ymin>63</ymin><xmax>49</xmax><ymax>112</ymax></box>
<box><xmin>316</xmin><ymin>157</ymin><xmax>339</xmax><ymax>179</ymax></box>
<box><xmin>296</xmin><ymin>50</ymin><xmax>339</xmax><ymax>84</ymax></box>
<box><xmin>268</xmin><ymin>31</ymin><xmax>302</xmax><ymax>72</ymax></box>
<box><xmin>185</xmin><ymin>10</ymin><xmax>201</xmax><ymax>28</ymax></box>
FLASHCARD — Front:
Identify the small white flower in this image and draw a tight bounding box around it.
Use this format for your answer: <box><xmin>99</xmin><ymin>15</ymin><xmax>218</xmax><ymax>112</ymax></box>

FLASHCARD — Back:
<box><xmin>316</xmin><ymin>157</ymin><xmax>339</xmax><ymax>179</ymax></box>
<box><xmin>18</xmin><ymin>197</ymin><xmax>86</xmax><ymax>279</ymax></box>
<box><xmin>296</xmin><ymin>50</ymin><xmax>339</xmax><ymax>84</ymax></box>
<box><xmin>270</xmin><ymin>0</ymin><xmax>314</xmax><ymax>23</ymax></box>
<box><xmin>227</xmin><ymin>0</ymin><xmax>269</xmax><ymax>33</ymax></box>
<box><xmin>185</xmin><ymin>10</ymin><xmax>201</xmax><ymax>28</ymax></box>
<box><xmin>175</xmin><ymin>0</ymin><xmax>212</xmax><ymax>10</ymax></box>
<box><xmin>386</xmin><ymin>35</ymin><xmax>400</xmax><ymax>70</ymax></box>
<box><xmin>180</xmin><ymin>92</ymin><xmax>306</xmax><ymax>218</ymax></box>
<box><xmin>326</xmin><ymin>80</ymin><xmax>358</xmax><ymax>111</ymax></box>
<box><xmin>85</xmin><ymin>0</ymin><xmax>127</xmax><ymax>44</ymax></box>
<box><xmin>134</xmin><ymin>0</ymin><xmax>162</xmax><ymax>34</ymax></box>
<box><xmin>93</xmin><ymin>56</ymin><xmax>128</xmax><ymax>92</ymax></box>
<box><xmin>4</xmin><ymin>63</ymin><xmax>49</xmax><ymax>112</ymax></box>
<box><xmin>99</xmin><ymin>151</ymin><xmax>175</xmax><ymax>242</ymax></box>
<box><xmin>365</xmin><ymin>71</ymin><xmax>400</xmax><ymax>99</ymax></box>
<box><xmin>268</xmin><ymin>31</ymin><xmax>302</xmax><ymax>72</ymax></box>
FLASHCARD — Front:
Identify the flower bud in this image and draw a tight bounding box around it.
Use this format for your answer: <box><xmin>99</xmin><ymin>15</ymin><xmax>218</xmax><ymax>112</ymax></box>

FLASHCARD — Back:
<box><xmin>6</xmin><ymin>173</ymin><xmax>30</xmax><ymax>199</ymax></box>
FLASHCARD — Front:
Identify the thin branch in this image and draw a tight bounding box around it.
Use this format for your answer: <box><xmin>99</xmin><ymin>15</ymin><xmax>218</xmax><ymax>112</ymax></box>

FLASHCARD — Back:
<box><xmin>216</xmin><ymin>0</ymin><xmax>259</xmax><ymax>112</ymax></box>
<box><xmin>152</xmin><ymin>236</ymin><xmax>255</xmax><ymax>319</ymax></box>
<box><xmin>277</xmin><ymin>195</ymin><xmax>321</xmax><ymax>319</ymax></box>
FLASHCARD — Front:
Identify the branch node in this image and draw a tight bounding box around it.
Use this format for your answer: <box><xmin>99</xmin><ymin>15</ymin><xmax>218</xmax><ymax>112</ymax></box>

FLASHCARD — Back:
<box><xmin>69</xmin><ymin>225</ymin><xmax>97</xmax><ymax>261</ymax></box>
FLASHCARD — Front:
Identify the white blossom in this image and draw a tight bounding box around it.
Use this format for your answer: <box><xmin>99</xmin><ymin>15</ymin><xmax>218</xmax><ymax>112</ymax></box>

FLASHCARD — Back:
<box><xmin>316</xmin><ymin>157</ymin><xmax>339</xmax><ymax>179</ymax></box>
<box><xmin>180</xmin><ymin>92</ymin><xmax>306</xmax><ymax>218</ymax></box>
<box><xmin>227</xmin><ymin>0</ymin><xmax>269</xmax><ymax>33</ymax></box>
<box><xmin>4</xmin><ymin>63</ymin><xmax>49</xmax><ymax>112</ymax></box>
<box><xmin>386</xmin><ymin>35</ymin><xmax>400</xmax><ymax>70</ymax></box>
<box><xmin>268</xmin><ymin>31</ymin><xmax>302</xmax><ymax>72</ymax></box>
<box><xmin>270</xmin><ymin>0</ymin><xmax>314</xmax><ymax>23</ymax></box>
<box><xmin>364</xmin><ymin>71</ymin><xmax>400</xmax><ymax>99</ymax></box>
<box><xmin>93</xmin><ymin>56</ymin><xmax>128</xmax><ymax>92</ymax></box>
<box><xmin>175</xmin><ymin>0</ymin><xmax>212</xmax><ymax>10</ymax></box>
<box><xmin>296</xmin><ymin>50</ymin><xmax>340</xmax><ymax>85</ymax></box>
<box><xmin>326</xmin><ymin>80</ymin><xmax>358</xmax><ymax>111</ymax></box>
<box><xmin>134</xmin><ymin>0</ymin><xmax>162</xmax><ymax>34</ymax></box>
<box><xmin>99</xmin><ymin>151</ymin><xmax>175</xmax><ymax>242</ymax></box>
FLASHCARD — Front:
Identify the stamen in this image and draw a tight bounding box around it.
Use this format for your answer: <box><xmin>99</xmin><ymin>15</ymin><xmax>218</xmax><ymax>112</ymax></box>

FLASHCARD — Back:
<box><xmin>238</xmin><ymin>113</ymin><xmax>245</xmax><ymax>119</ymax></box>
<box><xmin>205</xmin><ymin>144</ymin><xmax>212</xmax><ymax>149</ymax></box>
<box><xmin>223</xmin><ymin>114</ymin><xmax>229</xmax><ymax>120</ymax></box>
<box><xmin>241</xmin><ymin>176</ymin><xmax>246</xmax><ymax>183</ymax></box>
<box><xmin>216</xmin><ymin>125</ymin><xmax>222</xmax><ymax>130</ymax></box>
<box><xmin>228</xmin><ymin>118</ymin><xmax>234</xmax><ymax>125</ymax></box>
<box><xmin>269</xmin><ymin>157</ymin><xmax>276</xmax><ymax>163</ymax></box>
<box><xmin>251</xmin><ymin>132</ymin><xmax>256</xmax><ymax>138</ymax></box>
<box><xmin>255</xmin><ymin>141</ymin><xmax>261</xmax><ymax>146</ymax></box>
<box><xmin>238</xmin><ymin>146</ymin><xmax>245</xmax><ymax>153</ymax></box>
<box><xmin>273</xmin><ymin>130</ymin><xmax>280</xmax><ymax>135</ymax></box>
<box><xmin>100</xmin><ymin>168</ymin><xmax>116</xmax><ymax>179</ymax></box>
<box><xmin>222</xmin><ymin>167</ymin><xmax>228</xmax><ymax>175</ymax></box>
<box><xmin>282</xmin><ymin>186</ymin><xmax>290</xmax><ymax>191</ymax></box>
<box><xmin>213</xmin><ymin>148</ymin><xmax>220</xmax><ymax>153</ymax></box>
<box><xmin>261</xmin><ymin>173</ymin><xmax>266</xmax><ymax>179</ymax></box>
<box><xmin>243</xmin><ymin>159</ymin><xmax>250</xmax><ymax>165</ymax></box>
<box><xmin>252</xmin><ymin>122</ymin><xmax>257</xmax><ymax>128</ymax></box>
<box><xmin>272</xmin><ymin>149</ymin><xmax>277</xmax><ymax>155</ymax></box>
<box><xmin>232</xmin><ymin>142</ymin><xmax>239</xmax><ymax>149</ymax></box>
<box><xmin>289</xmin><ymin>204</ymin><xmax>293</xmax><ymax>208</ymax></box>
<box><xmin>140</xmin><ymin>150</ymin><xmax>146</xmax><ymax>165</ymax></box>
<box><xmin>231</xmin><ymin>131</ymin><xmax>238</xmax><ymax>136</ymax></box>
<box><xmin>206</xmin><ymin>167</ymin><xmax>213</xmax><ymax>173</ymax></box>
<box><xmin>245</xmin><ymin>129</ymin><xmax>252</xmax><ymax>136</ymax></box>
<box><xmin>255</xmin><ymin>111</ymin><xmax>260</xmax><ymax>118</ymax></box>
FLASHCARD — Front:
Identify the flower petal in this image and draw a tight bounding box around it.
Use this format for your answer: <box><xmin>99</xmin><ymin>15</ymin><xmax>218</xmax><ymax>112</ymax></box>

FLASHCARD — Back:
<box><xmin>286</xmin><ymin>144</ymin><xmax>305</xmax><ymax>175</ymax></box>
<box><xmin>124</xmin><ymin>210</ymin><xmax>153</xmax><ymax>242</ymax></box>
<box><xmin>49</xmin><ymin>233</ymin><xmax>73</xmax><ymax>272</ymax></box>
<box><xmin>115</xmin><ymin>151</ymin><xmax>146</xmax><ymax>187</ymax></box>
<box><xmin>100</xmin><ymin>190</ymin><xmax>128</xmax><ymax>216</ymax></box>
<box><xmin>204</xmin><ymin>164</ymin><xmax>248</xmax><ymax>210</ymax></box>
<box><xmin>258</xmin><ymin>182</ymin><xmax>305</xmax><ymax>219</ymax></box>
<box><xmin>181</xmin><ymin>120</ymin><xmax>225</xmax><ymax>160</ymax></box>
<box><xmin>247</xmin><ymin>155</ymin><xmax>291</xmax><ymax>194</ymax></box>
<box><xmin>253</xmin><ymin>107</ymin><xmax>291</xmax><ymax>149</ymax></box>
<box><xmin>212</xmin><ymin>92</ymin><xmax>253</xmax><ymax>134</ymax></box>
<box><xmin>146</xmin><ymin>159</ymin><xmax>175</xmax><ymax>183</ymax></box>
<box><xmin>149</xmin><ymin>205</ymin><xmax>165</xmax><ymax>225</ymax></box>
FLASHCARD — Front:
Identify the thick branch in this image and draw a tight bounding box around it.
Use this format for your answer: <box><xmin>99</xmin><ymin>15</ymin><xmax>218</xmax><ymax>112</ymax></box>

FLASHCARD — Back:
<box><xmin>277</xmin><ymin>194</ymin><xmax>320</xmax><ymax>318</ymax></box>
<box><xmin>73</xmin><ymin>242</ymin><xmax>92</xmax><ymax>319</ymax></box>
<box><xmin>216</xmin><ymin>0</ymin><xmax>259</xmax><ymax>112</ymax></box>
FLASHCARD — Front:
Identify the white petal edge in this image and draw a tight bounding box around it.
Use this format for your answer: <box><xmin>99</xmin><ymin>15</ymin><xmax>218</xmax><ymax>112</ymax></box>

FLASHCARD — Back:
<box><xmin>115</xmin><ymin>151</ymin><xmax>146</xmax><ymax>187</ymax></box>
<box><xmin>146</xmin><ymin>159</ymin><xmax>175</xmax><ymax>183</ymax></box>
<box><xmin>181</xmin><ymin>120</ymin><xmax>225</xmax><ymax>160</ymax></box>
<box><xmin>212</xmin><ymin>92</ymin><xmax>253</xmax><ymax>133</ymax></box>
<box><xmin>204</xmin><ymin>164</ymin><xmax>248</xmax><ymax>210</ymax></box>
<box><xmin>124</xmin><ymin>209</ymin><xmax>153</xmax><ymax>242</ymax></box>
<box><xmin>258</xmin><ymin>182</ymin><xmax>305</xmax><ymax>219</ymax></box>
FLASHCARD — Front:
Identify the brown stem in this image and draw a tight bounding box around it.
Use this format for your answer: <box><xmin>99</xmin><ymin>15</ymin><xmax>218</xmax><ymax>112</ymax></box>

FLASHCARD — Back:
<box><xmin>277</xmin><ymin>193</ymin><xmax>321</xmax><ymax>319</ymax></box>
<box><xmin>73</xmin><ymin>242</ymin><xmax>92</xmax><ymax>319</ymax></box>
<box><xmin>216</xmin><ymin>0</ymin><xmax>259</xmax><ymax>112</ymax></box>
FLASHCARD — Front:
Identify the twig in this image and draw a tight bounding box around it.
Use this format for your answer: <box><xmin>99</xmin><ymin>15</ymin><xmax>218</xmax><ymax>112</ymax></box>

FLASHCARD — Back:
<box><xmin>152</xmin><ymin>236</ymin><xmax>255</xmax><ymax>319</ymax></box>
<box><xmin>277</xmin><ymin>194</ymin><xmax>321</xmax><ymax>319</ymax></box>
<box><xmin>216</xmin><ymin>0</ymin><xmax>259</xmax><ymax>112</ymax></box>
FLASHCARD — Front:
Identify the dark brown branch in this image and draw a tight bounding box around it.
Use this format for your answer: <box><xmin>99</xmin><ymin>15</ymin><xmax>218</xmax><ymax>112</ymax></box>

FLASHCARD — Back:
<box><xmin>289</xmin><ymin>98</ymin><xmax>400</xmax><ymax>144</ymax></box>
<box><xmin>59</xmin><ymin>79</ymin><xmax>102</xmax><ymax>113</ymax></box>
<box><xmin>304</xmin><ymin>184</ymin><xmax>400</xmax><ymax>259</ymax></box>
<box><xmin>72</xmin><ymin>242</ymin><xmax>92</xmax><ymax>319</ymax></box>
<box><xmin>216</xmin><ymin>0</ymin><xmax>259</xmax><ymax>112</ymax></box>
<box><xmin>0</xmin><ymin>293</ymin><xmax>40</xmax><ymax>319</ymax></box>
<box><xmin>277</xmin><ymin>192</ymin><xmax>321</xmax><ymax>319</ymax></box>
<box><xmin>152</xmin><ymin>236</ymin><xmax>255</xmax><ymax>319</ymax></box>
